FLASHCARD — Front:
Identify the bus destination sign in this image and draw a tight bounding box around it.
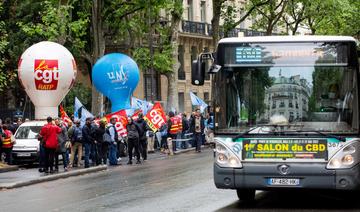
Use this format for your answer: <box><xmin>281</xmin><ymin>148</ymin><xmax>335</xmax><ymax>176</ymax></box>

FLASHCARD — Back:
<box><xmin>235</xmin><ymin>47</ymin><xmax>262</xmax><ymax>63</ymax></box>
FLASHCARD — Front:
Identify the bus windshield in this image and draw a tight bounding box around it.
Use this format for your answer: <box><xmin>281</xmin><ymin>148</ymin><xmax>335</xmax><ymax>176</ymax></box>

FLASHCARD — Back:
<box><xmin>214</xmin><ymin>42</ymin><xmax>359</xmax><ymax>134</ymax></box>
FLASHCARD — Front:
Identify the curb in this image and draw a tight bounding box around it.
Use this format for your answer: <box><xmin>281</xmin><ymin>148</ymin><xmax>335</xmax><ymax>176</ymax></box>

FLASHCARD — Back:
<box><xmin>174</xmin><ymin>145</ymin><xmax>211</xmax><ymax>154</ymax></box>
<box><xmin>174</xmin><ymin>147</ymin><xmax>196</xmax><ymax>154</ymax></box>
<box><xmin>0</xmin><ymin>165</ymin><xmax>107</xmax><ymax>189</ymax></box>
<box><xmin>0</xmin><ymin>165</ymin><xmax>19</xmax><ymax>173</ymax></box>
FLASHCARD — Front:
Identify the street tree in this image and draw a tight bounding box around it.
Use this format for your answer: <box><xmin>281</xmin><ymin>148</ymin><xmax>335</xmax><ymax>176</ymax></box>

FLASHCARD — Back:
<box><xmin>132</xmin><ymin>0</ymin><xmax>183</xmax><ymax>111</ymax></box>
<box><xmin>305</xmin><ymin>0</ymin><xmax>359</xmax><ymax>36</ymax></box>
<box><xmin>0</xmin><ymin>1</ymin><xmax>10</xmax><ymax>92</ymax></box>
<box><xmin>251</xmin><ymin>0</ymin><xmax>288</xmax><ymax>35</ymax></box>
<box><xmin>221</xmin><ymin>0</ymin><xmax>270</xmax><ymax>37</ymax></box>
<box><xmin>282</xmin><ymin>0</ymin><xmax>308</xmax><ymax>35</ymax></box>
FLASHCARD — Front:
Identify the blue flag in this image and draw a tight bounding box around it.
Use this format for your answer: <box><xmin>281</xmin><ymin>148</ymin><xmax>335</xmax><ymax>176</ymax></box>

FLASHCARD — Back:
<box><xmin>131</xmin><ymin>97</ymin><xmax>153</xmax><ymax>115</ymax></box>
<box><xmin>74</xmin><ymin>97</ymin><xmax>84</xmax><ymax>120</ymax></box>
<box><xmin>80</xmin><ymin>107</ymin><xmax>94</xmax><ymax>126</ymax></box>
<box><xmin>189</xmin><ymin>92</ymin><xmax>208</xmax><ymax>113</ymax></box>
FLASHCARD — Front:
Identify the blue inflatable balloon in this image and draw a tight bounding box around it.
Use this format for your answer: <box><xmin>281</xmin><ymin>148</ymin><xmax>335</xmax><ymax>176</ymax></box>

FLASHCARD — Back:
<box><xmin>92</xmin><ymin>53</ymin><xmax>140</xmax><ymax>112</ymax></box>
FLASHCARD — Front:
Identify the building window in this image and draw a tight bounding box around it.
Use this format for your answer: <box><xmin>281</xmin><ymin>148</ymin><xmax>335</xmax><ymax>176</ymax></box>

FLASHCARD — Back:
<box><xmin>200</xmin><ymin>1</ymin><xmax>206</xmax><ymax>22</ymax></box>
<box><xmin>279</xmin><ymin>101</ymin><xmax>285</xmax><ymax>108</ymax></box>
<box><xmin>289</xmin><ymin>112</ymin><xmax>294</xmax><ymax>121</ymax></box>
<box><xmin>144</xmin><ymin>72</ymin><xmax>160</xmax><ymax>101</ymax></box>
<box><xmin>178</xmin><ymin>45</ymin><xmax>185</xmax><ymax>80</ymax></box>
<box><xmin>191</xmin><ymin>46</ymin><xmax>197</xmax><ymax>62</ymax></box>
<box><xmin>178</xmin><ymin>92</ymin><xmax>184</xmax><ymax>112</ymax></box>
<box><xmin>204</xmin><ymin>92</ymin><xmax>209</xmax><ymax>105</ymax></box>
<box><xmin>289</xmin><ymin>102</ymin><xmax>293</xmax><ymax>108</ymax></box>
<box><xmin>272</xmin><ymin>102</ymin><xmax>276</xmax><ymax>109</ymax></box>
<box><xmin>187</xmin><ymin>0</ymin><xmax>193</xmax><ymax>21</ymax></box>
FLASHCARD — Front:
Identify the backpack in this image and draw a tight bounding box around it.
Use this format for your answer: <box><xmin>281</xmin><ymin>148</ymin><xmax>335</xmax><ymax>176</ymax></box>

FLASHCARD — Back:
<box><xmin>72</xmin><ymin>126</ymin><xmax>83</xmax><ymax>143</ymax></box>
<box><xmin>103</xmin><ymin>128</ymin><xmax>112</xmax><ymax>143</ymax></box>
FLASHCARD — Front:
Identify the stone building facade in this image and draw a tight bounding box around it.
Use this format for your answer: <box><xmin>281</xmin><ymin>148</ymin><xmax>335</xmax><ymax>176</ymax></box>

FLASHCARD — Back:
<box><xmin>264</xmin><ymin>74</ymin><xmax>311</xmax><ymax>121</ymax></box>
<box><xmin>133</xmin><ymin>0</ymin><xmax>257</xmax><ymax>113</ymax></box>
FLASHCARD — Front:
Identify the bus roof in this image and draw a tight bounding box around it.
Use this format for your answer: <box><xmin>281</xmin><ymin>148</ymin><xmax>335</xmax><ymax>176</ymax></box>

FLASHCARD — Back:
<box><xmin>218</xmin><ymin>36</ymin><xmax>356</xmax><ymax>44</ymax></box>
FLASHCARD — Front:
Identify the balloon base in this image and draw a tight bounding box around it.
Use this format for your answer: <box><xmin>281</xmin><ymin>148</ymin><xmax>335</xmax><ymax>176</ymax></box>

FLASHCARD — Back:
<box><xmin>35</xmin><ymin>106</ymin><xmax>58</xmax><ymax>120</ymax></box>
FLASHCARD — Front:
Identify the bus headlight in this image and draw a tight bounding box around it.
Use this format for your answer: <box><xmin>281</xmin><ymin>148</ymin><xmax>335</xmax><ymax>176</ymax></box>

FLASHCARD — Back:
<box><xmin>327</xmin><ymin>140</ymin><xmax>360</xmax><ymax>169</ymax></box>
<box><xmin>215</xmin><ymin>140</ymin><xmax>242</xmax><ymax>168</ymax></box>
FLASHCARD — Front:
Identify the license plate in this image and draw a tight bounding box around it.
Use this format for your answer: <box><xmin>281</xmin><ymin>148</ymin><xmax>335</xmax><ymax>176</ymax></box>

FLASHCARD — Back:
<box><xmin>17</xmin><ymin>153</ymin><xmax>31</xmax><ymax>157</ymax></box>
<box><xmin>268</xmin><ymin>178</ymin><xmax>300</xmax><ymax>186</ymax></box>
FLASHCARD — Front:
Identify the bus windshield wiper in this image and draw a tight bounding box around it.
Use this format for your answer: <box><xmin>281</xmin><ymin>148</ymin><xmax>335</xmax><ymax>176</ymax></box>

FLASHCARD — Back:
<box><xmin>294</xmin><ymin>130</ymin><xmax>346</xmax><ymax>142</ymax></box>
<box><xmin>232</xmin><ymin>126</ymin><xmax>276</xmax><ymax>140</ymax></box>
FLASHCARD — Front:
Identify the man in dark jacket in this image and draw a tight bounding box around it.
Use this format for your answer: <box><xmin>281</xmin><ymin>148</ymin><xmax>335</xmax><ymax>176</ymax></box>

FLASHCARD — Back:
<box><xmin>94</xmin><ymin>120</ymin><xmax>108</xmax><ymax>165</ymax></box>
<box><xmin>126</xmin><ymin>117</ymin><xmax>141</xmax><ymax>164</ymax></box>
<box><xmin>54</xmin><ymin>119</ymin><xmax>69</xmax><ymax>172</ymax></box>
<box><xmin>82</xmin><ymin>117</ymin><xmax>95</xmax><ymax>168</ymax></box>
<box><xmin>136</xmin><ymin>113</ymin><xmax>148</xmax><ymax>161</ymax></box>
<box><xmin>189</xmin><ymin>109</ymin><xmax>205</xmax><ymax>152</ymax></box>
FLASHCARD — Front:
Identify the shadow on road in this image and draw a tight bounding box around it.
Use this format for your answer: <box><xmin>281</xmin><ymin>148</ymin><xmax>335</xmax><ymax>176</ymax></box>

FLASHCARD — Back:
<box><xmin>217</xmin><ymin>190</ymin><xmax>360</xmax><ymax>211</ymax></box>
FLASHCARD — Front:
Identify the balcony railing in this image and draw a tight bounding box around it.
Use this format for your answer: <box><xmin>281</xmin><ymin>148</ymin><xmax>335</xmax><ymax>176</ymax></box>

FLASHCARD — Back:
<box><xmin>181</xmin><ymin>20</ymin><xmax>276</xmax><ymax>37</ymax></box>
<box><xmin>182</xmin><ymin>21</ymin><xmax>206</xmax><ymax>35</ymax></box>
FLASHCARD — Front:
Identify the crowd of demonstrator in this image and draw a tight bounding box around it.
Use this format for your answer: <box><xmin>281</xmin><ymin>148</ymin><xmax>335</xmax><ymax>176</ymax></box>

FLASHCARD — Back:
<box><xmin>0</xmin><ymin>107</ymin><xmax>214</xmax><ymax>173</ymax></box>
<box><xmin>0</xmin><ymin>118</ymin><xmax>23</xmax><ymax>165</ymax></box>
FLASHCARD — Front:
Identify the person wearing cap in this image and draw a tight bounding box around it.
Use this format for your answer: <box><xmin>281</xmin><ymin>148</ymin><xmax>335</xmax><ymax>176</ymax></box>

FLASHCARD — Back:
<box><xmin>69</xmin><ymin>120</ymin><xmax>83</xmax><ymax>168</ymax></box>
<box><xmin>39</xmin><ymin>117</ymin><xmax>61</xmax><ymax>173</ymax></box>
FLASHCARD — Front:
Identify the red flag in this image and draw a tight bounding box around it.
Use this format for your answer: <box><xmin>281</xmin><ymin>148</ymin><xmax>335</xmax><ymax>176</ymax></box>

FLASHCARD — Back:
<box><xmin>105</xmin><ymin>110</ymin><xmax>128</xmax><ymax>137</ymax></box>
<box><xmin>59</xmin><ymin>105</ymin><xmax>72</xmax><ymax>127</ymax></box>
<box><xmin>144</xmin><ymin>102</ymin><xmax>167</xmax><ymax>132</ymax></box>
<box><xmin>131</xmin><ymin>109</ymin><xmax>142</xmax><ymax>121</ymax></box>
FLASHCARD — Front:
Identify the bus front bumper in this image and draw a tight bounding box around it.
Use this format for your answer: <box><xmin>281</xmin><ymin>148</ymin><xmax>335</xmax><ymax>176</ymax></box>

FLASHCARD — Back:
<box><xmin>214</xmin><ymin>162</ymin><xmax>360</xmax><ymax>190</ymax></box>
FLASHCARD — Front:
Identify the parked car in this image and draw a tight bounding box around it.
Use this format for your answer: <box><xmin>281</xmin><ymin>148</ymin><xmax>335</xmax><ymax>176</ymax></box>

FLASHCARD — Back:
<box><xmin>12</xmin><ymin>121</ymin><xmax>46</xmax><ymax>164</ymax></box>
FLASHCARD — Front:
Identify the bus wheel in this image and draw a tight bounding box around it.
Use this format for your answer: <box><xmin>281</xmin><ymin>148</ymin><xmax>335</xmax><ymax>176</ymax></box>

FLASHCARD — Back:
<box><xmin>236</xmin><ymin>189</ymin><xmax>255</xmax><ymax>201</ymax></box>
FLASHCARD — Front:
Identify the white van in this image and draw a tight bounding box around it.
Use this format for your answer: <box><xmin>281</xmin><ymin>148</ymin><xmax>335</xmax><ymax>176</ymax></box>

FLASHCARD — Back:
<box><xmin>12</xmin><ymin>121</ymin><xmax>46</xmax><ymax>164</ymax></box>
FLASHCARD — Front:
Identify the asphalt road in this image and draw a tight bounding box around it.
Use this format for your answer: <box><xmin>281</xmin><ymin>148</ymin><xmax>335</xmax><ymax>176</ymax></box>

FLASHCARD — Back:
<box><xmin>1</xmin><ymin>149</ymin><xmax>360</xmax><ymax>212</ymax></box>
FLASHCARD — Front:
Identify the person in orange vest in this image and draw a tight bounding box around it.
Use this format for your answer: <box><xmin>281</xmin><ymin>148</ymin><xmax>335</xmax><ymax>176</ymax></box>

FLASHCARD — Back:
<box><xmin>175</xmin><ymin>113</ymin><xmax>183</xmax><ymax>150</ymax></box>
<box><xmin>2</xmin><ymin>124</ymin><xmax>15</xmax><ymax>165</ymax></box>
<box><xmin>167</xmin><ymin>111</ymin><xmax>182</xmax><ymax>153</ymax></box>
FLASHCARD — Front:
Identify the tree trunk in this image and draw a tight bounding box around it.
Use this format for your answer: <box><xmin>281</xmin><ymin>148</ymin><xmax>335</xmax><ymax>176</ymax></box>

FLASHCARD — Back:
<box><xmin>166</xmin><ymin>2</ymin><xmax>181</xmax><ymax>112</ymax></box>
<box><xmin>211</xmin><ymin>0</ymin><xmax>223</xmax><ymax>47</ymax></box>
<box><xmin>266</xmin><ymin>22</ymin><xmax>273</xmax><ymax>35</ymax></box>
<box><xmin>91</xmin><ymin>0</ymin><xmax>105</xmax><ymax>116</ymax></box>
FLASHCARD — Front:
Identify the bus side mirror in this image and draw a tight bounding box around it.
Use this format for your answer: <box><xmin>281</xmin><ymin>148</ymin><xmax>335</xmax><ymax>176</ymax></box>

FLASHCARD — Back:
<box><xmin>191</xmin><ymin>60</ymin><xmax>205</xmax><ymax>86</ymax></box>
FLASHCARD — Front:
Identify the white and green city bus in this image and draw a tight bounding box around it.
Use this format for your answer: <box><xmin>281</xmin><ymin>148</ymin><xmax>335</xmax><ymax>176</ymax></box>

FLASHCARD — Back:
<box><xmin>192</xmin><ymin>36</ymin><xmax>360</xmax><ymax>201</ymax></box>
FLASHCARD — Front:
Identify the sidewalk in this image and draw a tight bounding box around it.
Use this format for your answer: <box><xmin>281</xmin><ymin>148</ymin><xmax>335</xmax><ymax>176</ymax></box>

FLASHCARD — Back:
<box><xmin>0</xmin><ymin>165</ymin><xmax>107</xmax><ymax>189</ymax></box>
<box><xmin>0</xmin><ymin>162</ymin><xmax>19</xmax><ymax>173</ymax></box>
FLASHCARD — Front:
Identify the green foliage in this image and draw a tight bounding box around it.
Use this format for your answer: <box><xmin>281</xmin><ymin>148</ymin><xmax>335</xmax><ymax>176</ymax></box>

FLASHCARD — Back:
<box><xmin>62</xmin><ymin>82</ymin><xmax>92</xmax><ymax>115</ymax></box>
<box><xmin>309</xmin><ymin>68</ymin><xmax>342</xmax><ymax>112</ymax></box>
<box><xmin>0</xmin><ymin>2</ymin><xmax>9</xmax><ymax>91</ymax></box>
<box><xmin>133</xmin><ymin>45</ymin><xmax>174</xmax><ymax>74</ymax></box>
<box><xmin>221</xmin><ymin>4</ymin><xmax>238</xmax><ymax>37</ymax></box>
<box><xmin>251</xmin><ymin>0</ymin><xmax>288</xmax><ymax>35</ymax></box>
<box><xmin>17</xmin><ymin>0</ymin><xmax>90</xmax><ymax>56</ymax></box>
<box><xmin>311</xmin><ymin>0</ymin><xmax>360</xmax><ymax>36</ymax></box>
<box><xmin>125</xmin><ymin>0</ymin><xmax>183</xmax><ymax>75</ymax></box>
